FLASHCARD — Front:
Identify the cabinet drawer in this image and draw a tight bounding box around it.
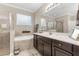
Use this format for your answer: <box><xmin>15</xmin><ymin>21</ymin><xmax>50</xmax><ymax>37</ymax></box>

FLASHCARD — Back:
<box><xmin>54</xmin><ymin>40</ymin><xmax>72</xmax><ymax>53</ymax></box>
<box><xmin>43</xmin><ymin>37</ymin><xmax>51</xmax><ymax>44</ymax></box>
<box><xmin>37</xmin><ymin>36</ymin><xmax>51</xmax><ymax>44</ymax></box>
<box><xmin>54</xmin><ymin>47</ymin><xmax>72</xmax><ymax>56</ymax></box>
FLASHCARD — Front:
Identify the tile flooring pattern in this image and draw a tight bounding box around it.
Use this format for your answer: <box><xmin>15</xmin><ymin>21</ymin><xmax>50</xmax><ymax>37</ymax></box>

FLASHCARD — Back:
<box><xmin>17</xmin><ymin>48</ymin><xmax>41</xmax><ymax>56</ymax></box>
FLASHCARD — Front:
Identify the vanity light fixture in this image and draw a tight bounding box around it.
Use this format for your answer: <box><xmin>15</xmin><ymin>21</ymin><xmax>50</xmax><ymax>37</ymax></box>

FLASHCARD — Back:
<box><xmin>45</xmin><ymin>3</ymin><xmax>60</xmax><ymax>12</ymax></box>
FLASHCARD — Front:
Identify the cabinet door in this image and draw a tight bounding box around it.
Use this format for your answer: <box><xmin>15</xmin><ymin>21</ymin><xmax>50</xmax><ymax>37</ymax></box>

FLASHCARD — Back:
<box><xmin>54</xmin><ymin>47</ymin><xmax>72</xmax><ymax>56</ymax></box>
<box><xmin>33</xmin><ymin>35</ymin><xmax>37</xmax><ymax>49</ymax></box>
<box><xmin>73</xmin><ymin>45</ymin><xmax>79</xmax><ymax>56</ymax></box>
<box><xmin>43</xmin><ymin>43</ymin><xmax>51</xmax><ymax>56</ymax></box>
<box><xmin>37</xmin><ymin>39</ymin><xmax>44</xmax><ymax>55</ymax></box>
<box><xmin>52</xmin><ymin>40</ymin><xmax>54</xmax><ymax>56</ymax></box>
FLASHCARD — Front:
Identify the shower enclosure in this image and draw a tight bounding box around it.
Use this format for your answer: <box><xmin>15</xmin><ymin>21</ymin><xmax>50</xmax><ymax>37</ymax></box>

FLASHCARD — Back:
<box><xmin>0</xmin><ymin>12</ymin><xmax>10</xmax><ymax>55</ymax></box>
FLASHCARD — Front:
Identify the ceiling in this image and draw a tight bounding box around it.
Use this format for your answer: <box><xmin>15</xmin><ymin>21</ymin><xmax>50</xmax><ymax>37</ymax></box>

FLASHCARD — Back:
<box><xmin>43</xmin><ymin>3</ymin><xmax>78</xmax><ymax>18</ymax></box>
<box><xmin>2</xmin><ymin>3</ymin><xmax>44</xmax><ymax>13</ymax></box>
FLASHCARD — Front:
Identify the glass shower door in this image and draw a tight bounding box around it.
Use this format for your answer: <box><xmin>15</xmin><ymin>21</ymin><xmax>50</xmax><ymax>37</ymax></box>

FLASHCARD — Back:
<box><xmin>0</xmin><ymin>12</ymin><xmax>10</xmax><ymax>55</ymax></box>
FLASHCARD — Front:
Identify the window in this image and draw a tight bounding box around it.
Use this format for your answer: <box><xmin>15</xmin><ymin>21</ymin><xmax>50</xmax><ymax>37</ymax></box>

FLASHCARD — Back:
<box><xmin>16</xmin><ymin>14</ymin><xmax>32</xmax><ymax>25</ymax></box>
<box><xmin>48</xmin><ymin>22</ymin><xmax>54</xmax><ymax>29</ymax></box>
<box><xmin>40</xmin><ymin>18</ymin><xmax>47</xmax><ymax>31</ymax></box>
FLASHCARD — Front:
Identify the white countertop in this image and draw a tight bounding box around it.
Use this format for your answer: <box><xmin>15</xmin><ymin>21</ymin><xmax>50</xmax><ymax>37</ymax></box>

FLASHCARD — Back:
<box><xmin>34</xmin><ymin>32</ymin><xmax>79</xmax><ymax>46</ymax></box>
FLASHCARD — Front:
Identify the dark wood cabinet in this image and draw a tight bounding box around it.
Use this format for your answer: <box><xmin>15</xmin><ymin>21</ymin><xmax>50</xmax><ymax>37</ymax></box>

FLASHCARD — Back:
<box><xmin>73</xmin><ymin>45</ymin><xmax>79</xmax><ymax>56</ymax></box>
<box><xmin>43</xmin><ymin>42</ymin><xmax>51</xmax><ymax>56</ymax></box>
<box><xmin>33</xmin><ymin>34</ymin><xmax>79</xmax><ymax>56</ymax></box>
<box><xmin>54</xmin><ymin>47</ymin><xmax>72</xmax><ymax>56</ymax></box>
<box><xmin>36</xmin><ymin>35</ymin><xmax>52</xmax><ymax>56</ymax></box>
<box><xmin>33</xmin><ymin>35</ymin><xmax>37</xmax><ymax>49</ymax></box>
<box><xmin>37</xmin><ymin>39</ymin><xmax>44</xmax><ymax>55</ymax></box>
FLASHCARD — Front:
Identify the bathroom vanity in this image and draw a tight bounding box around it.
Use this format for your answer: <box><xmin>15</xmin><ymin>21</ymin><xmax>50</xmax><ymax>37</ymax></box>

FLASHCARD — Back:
<box><xmin>33</xmin><ymin>32</ymin><xmax>79</xmax><ymax>56</ymax></box>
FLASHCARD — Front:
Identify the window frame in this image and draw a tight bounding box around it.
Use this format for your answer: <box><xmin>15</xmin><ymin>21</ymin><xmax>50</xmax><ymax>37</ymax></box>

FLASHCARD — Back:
<box><xmin>16</xmin><ymin>13</ymin><xmax>32</xmax><ymax>26</ymax></box>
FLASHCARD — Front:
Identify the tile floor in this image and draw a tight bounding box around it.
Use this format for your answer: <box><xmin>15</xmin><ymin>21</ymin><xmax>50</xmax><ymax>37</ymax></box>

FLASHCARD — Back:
<box><xmin>17</xmin><ymin>48</ymin><xmax>41</xmax><ymax>56</ymax></box>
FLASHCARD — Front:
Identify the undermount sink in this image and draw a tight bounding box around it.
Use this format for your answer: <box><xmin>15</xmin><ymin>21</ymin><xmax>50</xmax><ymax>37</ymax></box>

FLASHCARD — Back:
<box><xmin>39</xmin><ymin>32</ymin><xmax>53</xmax><ymax>36</ymax></box>
<box><xmin>49</xmin><ymin>32</ymin><xmax>53</xmax><ymax>35</ymax></box>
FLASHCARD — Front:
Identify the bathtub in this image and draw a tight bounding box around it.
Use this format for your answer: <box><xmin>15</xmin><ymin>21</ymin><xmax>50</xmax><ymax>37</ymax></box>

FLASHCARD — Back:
<box><xmin>15</xmin><ymin>35</ymin><xmax>33</xmax><ymax>41</ymax></box>
<box><xmin>14</xmin><ymin>35</ymin><xmax>33</xmax><ymax>50</ymax></box>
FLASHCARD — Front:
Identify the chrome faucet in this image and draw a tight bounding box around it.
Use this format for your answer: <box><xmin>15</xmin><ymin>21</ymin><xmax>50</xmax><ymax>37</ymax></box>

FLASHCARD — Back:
<box><xmin>49</xmin><ymin>30</ymin><xmax>52</xmax><ymax>35</ymax></box>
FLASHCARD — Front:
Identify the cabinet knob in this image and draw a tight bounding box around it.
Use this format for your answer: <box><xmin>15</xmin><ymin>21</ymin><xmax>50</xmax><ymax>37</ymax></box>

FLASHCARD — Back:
<box><xmin>58</xmin><ymin>44</ymin><xmax>62</xmax><ymax>47</ymax></box>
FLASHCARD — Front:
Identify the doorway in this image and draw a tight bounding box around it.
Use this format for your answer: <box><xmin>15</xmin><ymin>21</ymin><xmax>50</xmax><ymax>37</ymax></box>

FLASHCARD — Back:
<box><xmin>56</xmin><ymin>21</ymin><xmax>63</xmax><ymax>32</ymax></box>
